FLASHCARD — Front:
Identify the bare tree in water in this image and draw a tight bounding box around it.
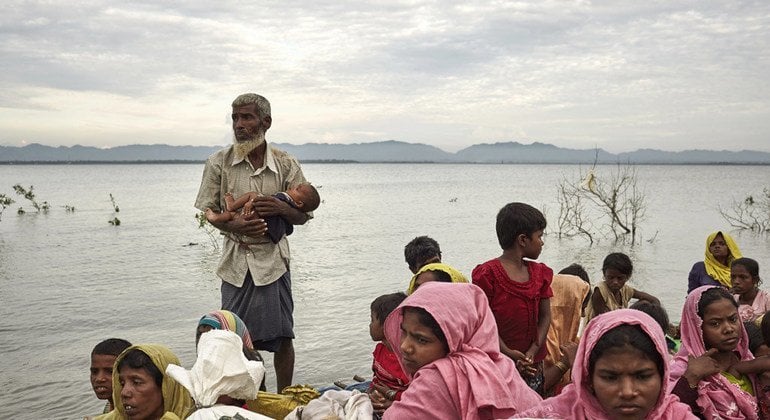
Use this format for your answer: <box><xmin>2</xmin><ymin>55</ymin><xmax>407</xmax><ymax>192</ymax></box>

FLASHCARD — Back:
<box><xmin>556</xmin><ymin>155</ymin><xmax>647</xmax><ymax>244</ymax></box>
<box><xmin>719</xmin><ymin>188</ymin><xmax>770</xmax><ymax>232</ymax></box>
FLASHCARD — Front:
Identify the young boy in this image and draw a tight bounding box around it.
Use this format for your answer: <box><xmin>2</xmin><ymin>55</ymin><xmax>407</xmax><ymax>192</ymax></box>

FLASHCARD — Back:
<box><xmin>471</xmin><ymin>202</ymin><xmax>552</xmax><ymax>396</ymax></box>
<box><xmin>205</xmin><ymin>182</ymin><xmax>320</xmax><ymax>243</ymax></box>
<box><xmin>403</xmin><ymin>235</ymin><xmax>442</xmax><ymax>274</ymax></box>
<box><xmin>89</xmin><ymin>338</ymin><xmax>132</xmax><ymax>414</ymax></box>
<box><xmin>584</xmin><ymin>252</ymin><xmax>660</xmax><ymax>321</ymax></box>
<box><xmin>367</xmin><ymin>292</ymin><xmax>409</xmax><ymax>417</ymax></box>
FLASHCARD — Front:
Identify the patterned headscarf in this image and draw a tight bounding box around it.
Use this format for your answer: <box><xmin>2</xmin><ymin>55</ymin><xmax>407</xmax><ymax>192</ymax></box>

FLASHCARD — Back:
<box><xmin>704</xmin><ymin>231</ymin><xmax>742</xmax><ymax>288</ymax></box>
<box><xmin>198</xmin><ymin>310</ymin><xmax>254</xmax><ymax>350</ymax></box>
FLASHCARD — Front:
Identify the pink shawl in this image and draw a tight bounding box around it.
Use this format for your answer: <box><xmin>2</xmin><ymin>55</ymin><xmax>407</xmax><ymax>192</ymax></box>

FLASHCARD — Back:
<box><xmin>383</xmin><ymin>282</ymin><xmax>541</xmax><ymax>420</ymax></box>
<box><xmin>515</xmin><ymin>309</ymin><xmax>696</xmax><ymax>419</ymax></box>
<box><xmin>669</xmin><ymin>285</ymin><xmax>759</xmax><ymax>420</ymax></box>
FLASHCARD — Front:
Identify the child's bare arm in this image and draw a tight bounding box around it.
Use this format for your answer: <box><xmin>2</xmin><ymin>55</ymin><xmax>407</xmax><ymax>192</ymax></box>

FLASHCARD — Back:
<box><xmin>633</xmin><ymin>289</ymin><xmax>661</xmax><ymax>306</ymax></box>
<box><xmin>592</xmin><ymin>287</ymin><xmax>610</xmax><ymax>315</ymax></box>
<box><xmin>527</xmin><ymin>297</ymin><xmax>551</xmax><ymax>360</ymax></box>
<box><xmin>732</xmin><ymin>356</ymin><xmax>770</xmax><ymax>375</ymax></box>
<box><xmin>226</xmin><ymin>192</ymin><xmax>259</xmax><ymax>212</ymax></box>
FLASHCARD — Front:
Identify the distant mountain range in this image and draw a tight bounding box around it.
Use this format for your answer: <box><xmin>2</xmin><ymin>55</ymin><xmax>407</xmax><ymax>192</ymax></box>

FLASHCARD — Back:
<box><xmin>1</xmin><ymin>140</ymin><xmax>769</xmax><ymax>164</ymax></box>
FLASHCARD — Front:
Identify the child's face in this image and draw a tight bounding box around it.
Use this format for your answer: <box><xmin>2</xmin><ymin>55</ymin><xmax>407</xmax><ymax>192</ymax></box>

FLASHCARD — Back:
<box><xmin>369</xmin><ymin>310</ymin><xmax>384</xmax><ymax>342</ymax></box>
<box><xmin>90</xmin><ymin>353</ymin><xmax>117</xmax><ymax>401</ymax></box>
<box><xmin>399</xmin><ymin>310</ymin><xmax>448</xmax><ymax>375</ymax></box>
<box><xmin>731</xmin><ymin>264</ymin><xmax>756</xmax><ymax>296</ymax></box>
<box><xmin>701</xmin><ymin>298</ymin><xmax>740</xmax><ymax>352</ymax></box>
<box><xmin>521</xmin><ymin>230</ymin><xmax>544</xmax><ymax>259</ymax></box>
<box><xmin>590</xmin><ymin>346</ymin><xmax>661</xmax><ymax>420</ymax></box>
<box><xmin>287</xmin><ymin>184</ymin><xmax>312</xmax><ymax>209</ymax></box>
<box><xmin>604</xmin><ymin>268</ymin><xmax>629</xmax><ymax>292</ymax></box>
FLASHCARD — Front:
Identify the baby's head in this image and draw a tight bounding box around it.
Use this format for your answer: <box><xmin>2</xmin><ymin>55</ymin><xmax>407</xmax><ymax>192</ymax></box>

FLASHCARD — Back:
<box><xmin>602</xmin><ymin>252</ymin><xmax>633</xmax><ymax>292</ymax></box>
<box><xmin>90</xmin><ymin>338</ymin><xmax>132</xmax><ymax>402</ymax></box>
<box><xmin>370</xmin><ymin>292</ymin><xmax>407</xmax><ymax>342</ymax></box>
<box><xmin>286</xmin><ymin>182</ymin><xmax>320</xmax><ymax>212</ymax></box>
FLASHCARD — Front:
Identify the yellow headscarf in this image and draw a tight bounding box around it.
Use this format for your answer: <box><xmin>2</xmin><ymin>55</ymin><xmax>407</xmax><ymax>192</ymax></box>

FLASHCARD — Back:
<box><xmin>406</xmin><ymin>262</ymin><xmax>468</xmax><ymax>295</ymax></box>
<box><xmin>704</xmin><ymin>231</ymin><xmax>742</xmax><ymax>288</ymax></box>
<box><xmin>94</xmin><ymin>344</ymin><xmax>193</xmax><ymax>420</ymax></box>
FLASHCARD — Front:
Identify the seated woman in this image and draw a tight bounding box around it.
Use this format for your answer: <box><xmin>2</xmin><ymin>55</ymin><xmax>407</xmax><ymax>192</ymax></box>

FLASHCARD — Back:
<box><xmin>732</xmin><ymin>257</ymin><xmax>770</xmax><ymax>323</ymax></box>
<box><xmin>514</xmin><ymin>309</ymin><xmax>696</xmax><ymax>419</ymax></box>
<box><xmin>688</xmin><ymin>231</ymin><xmax>742</xmax><ymax>293</ymax></box>
<box><xmin>669</xmin><ymin>286</ymin><xmax>760</xmax><ymax>419</ymax></box>
<box><xmin>94</xmin><ymin>344</ymin><xmax>193</xmax><ymax>420</ymax></box>
<box><xmin>382</xmin><ymin>282</ymin><xmax>541</xmax><ymax>419</ymax></box>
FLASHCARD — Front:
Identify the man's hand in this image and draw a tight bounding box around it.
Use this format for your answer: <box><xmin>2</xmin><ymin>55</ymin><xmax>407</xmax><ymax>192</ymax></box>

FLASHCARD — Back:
<box><xmin>209</xmin><ymin>209</ymin><xmax>267</xmax><ymax>238</ymax></box>
<box><xmin>250</xmin><ymin>195</ymin><xmax>290</xmax><ymax>217</ymax></box>
<box><xmin>251</xmin><ymin>196</ymin><xmax>308</xmax><ymax>225</ymax></box>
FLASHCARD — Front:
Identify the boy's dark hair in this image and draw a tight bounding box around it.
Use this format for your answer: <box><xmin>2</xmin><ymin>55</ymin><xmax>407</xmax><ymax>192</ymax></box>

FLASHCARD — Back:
<box><xmin>589</xmin><ymin>324</ymin><xmax>664</xmax><ymax>380</ymax></box>
<box><xmin>602</xmin><ymin>252</ymin><xmax>633</xmax><ymax>276</ymax></box>
<box><xmin>404</xmin><ymin>236</ymin><xmax>442</xmax><ymax>273</ymax></box>
<box><xmin>92</xmin><ymin>338</ymin><xmax>132</xmax><ymax>357</ymax></box>
<box><xmin>559</xmin><ymin>263</ymin><xmax>590</xmax><ymax>284</ymax></box>
<box><xmin>630</xmin><ymin>300</ymin><xmax>670</xmax><ymax>336</ymax></box>
<box><xmin>300</xmin><ymin>183</ymin><xmax>321</xmax><ymax>212</ymax></box>
<box><xmin>495</xmin><ymin>202</ymin><xmax>546</xmax><ymax>249</ymax></box>
<box><xmin>371</xmin><ymin>292</ymin><xmax>408</xmax><ymax>322</ymax></box>
<box><xmin>118</xmin><ymin>348</ymin><xmax>163</xmax><ymax>387</ymax></box>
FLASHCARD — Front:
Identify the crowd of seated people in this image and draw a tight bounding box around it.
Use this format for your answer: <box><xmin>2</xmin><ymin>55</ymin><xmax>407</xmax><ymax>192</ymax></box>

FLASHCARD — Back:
<box><xmin>84</xmin><ymin>205</ymin><xmax>770</xmax><ymax>419</ymax></box>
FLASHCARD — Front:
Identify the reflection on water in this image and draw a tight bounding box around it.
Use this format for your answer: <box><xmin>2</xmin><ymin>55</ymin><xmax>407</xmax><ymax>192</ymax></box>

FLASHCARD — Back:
<box><xmin>0</xmin><ymin>163</ymin><xmax>769</xmax><ymax>417</ymax></box>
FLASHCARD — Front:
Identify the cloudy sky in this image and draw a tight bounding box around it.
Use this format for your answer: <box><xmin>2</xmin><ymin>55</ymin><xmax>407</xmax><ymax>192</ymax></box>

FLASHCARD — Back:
<box><xmin>1</xmin><ymin>1</ymin><xmax>768</xmax><ymax>153</ymax></box>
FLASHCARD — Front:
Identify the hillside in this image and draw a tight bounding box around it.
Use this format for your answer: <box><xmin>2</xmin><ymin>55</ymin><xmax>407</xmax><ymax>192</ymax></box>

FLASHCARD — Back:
<box><xmin>2</xmin><ymin>141</ymin><xmax>769</xmax><ymax>164</ymax></box>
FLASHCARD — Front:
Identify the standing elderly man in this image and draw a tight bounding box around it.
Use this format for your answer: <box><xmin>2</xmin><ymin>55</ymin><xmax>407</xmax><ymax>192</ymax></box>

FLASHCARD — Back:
<box><xmin>195</xmin><ymin>93</ymin><xmax>311</xmax><ymax>392</ymax></box>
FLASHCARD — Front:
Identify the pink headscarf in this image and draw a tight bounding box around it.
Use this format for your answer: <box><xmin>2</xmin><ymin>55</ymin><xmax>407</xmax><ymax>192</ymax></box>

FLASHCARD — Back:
<box><xmin>669</xmin><ymin>285</ymin><xmax>759</xmax><ymax>419</ymax></box>
<box><xmin>383</xmin><ymin>282</ymin><xmax>541</xmax><ymax>420</ymax></box>
<box><xmin>515</xmin><ymin>309</ymin><xmax>696</xmax><ymax>419</ymax></box>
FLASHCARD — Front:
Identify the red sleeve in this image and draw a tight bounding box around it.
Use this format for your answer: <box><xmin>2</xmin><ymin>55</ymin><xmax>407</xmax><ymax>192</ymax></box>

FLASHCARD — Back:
<box><xmin>471</xmin><ymin>262</ymin><xmax>495</xmax><ymax>302</ymax></box>
<box><xmin>538</xmin><ymin>263</ymin><xmax>554</xmax><ymax>299</ymax></box>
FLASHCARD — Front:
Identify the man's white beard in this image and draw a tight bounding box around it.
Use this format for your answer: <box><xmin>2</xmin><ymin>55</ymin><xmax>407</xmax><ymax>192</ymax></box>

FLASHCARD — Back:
<box><xmin>233</xmin><ymin>132</ymin><xmax>266</xmax><ymax>161</ymax></box>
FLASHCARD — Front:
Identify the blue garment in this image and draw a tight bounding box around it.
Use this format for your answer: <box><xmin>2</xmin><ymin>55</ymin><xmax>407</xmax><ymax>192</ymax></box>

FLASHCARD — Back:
<box><xmin>687</xmin><ymin>261</ymin><xmax>722</xmax><ymax>294</ymax></box>
<box><xmin>266</xmin><ymin>192</ymin><xmax>295</xmax><ymax>244</ymax></box>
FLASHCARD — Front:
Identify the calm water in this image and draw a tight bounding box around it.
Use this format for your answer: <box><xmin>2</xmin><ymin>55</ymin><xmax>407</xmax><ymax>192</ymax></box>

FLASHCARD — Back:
<box><xmin>1</xmin><ymin>163</ymin><xmax>769</xmax><ymax>418</ymax></box>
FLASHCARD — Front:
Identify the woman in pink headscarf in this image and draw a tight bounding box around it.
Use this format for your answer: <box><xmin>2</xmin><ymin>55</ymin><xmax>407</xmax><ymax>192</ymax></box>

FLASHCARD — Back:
<box><xmin>513</xmin><ymin>309</ymin><xmax>696</xmax><ymax>419</ymax></box>
<box><xmin>381</xmin><ymin>282</ymin><xmax>541</xmax><ymax>420</ymax></box>
<box><xmin>669</xmin><ymin>285</ymin><xmax>760</xmax><ymax>419</ymax></box>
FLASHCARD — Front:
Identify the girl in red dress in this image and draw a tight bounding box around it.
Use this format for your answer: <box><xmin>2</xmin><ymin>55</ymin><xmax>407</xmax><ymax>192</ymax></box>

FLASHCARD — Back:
<box><xmin>472</xmin><ymin>202</ymin><xmax>553</xmax><ymax>396</ymax></box>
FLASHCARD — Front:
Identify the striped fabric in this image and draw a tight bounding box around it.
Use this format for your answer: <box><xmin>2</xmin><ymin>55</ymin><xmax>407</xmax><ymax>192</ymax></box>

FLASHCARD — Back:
<box><xmin>198</xmin><ymin>310</ymin><xmax>254</xmax><ymax>350</ymax></box>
